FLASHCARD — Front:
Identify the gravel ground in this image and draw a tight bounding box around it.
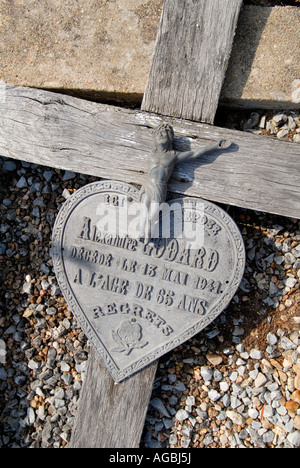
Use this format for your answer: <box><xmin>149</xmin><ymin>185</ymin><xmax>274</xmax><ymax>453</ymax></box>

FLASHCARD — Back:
<box><xmin>0</xmin><ymin>108</ymin><xmax>299</xmax><ymax>448</ymax></box>
<box><xmin>141</xmin><ymin>208</ymin><xmax>300</xmax><ymax>448</ymax></box>
<box><xmin>246</xmin><ymin>1</ymin><xmax>298</xmax><ymax>6</ymax></box>
<box><xmin>246</xmin><ymin>1</ymin><xmax>299</xmax><ymax>6</ymax></box>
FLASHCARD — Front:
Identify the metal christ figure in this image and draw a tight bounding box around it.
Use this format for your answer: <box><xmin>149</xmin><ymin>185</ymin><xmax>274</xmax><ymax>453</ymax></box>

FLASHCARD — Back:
<box><xmin>139</xmin><ymin>123</ymin><xmax>232</xmax><ymax>241</ymax></box>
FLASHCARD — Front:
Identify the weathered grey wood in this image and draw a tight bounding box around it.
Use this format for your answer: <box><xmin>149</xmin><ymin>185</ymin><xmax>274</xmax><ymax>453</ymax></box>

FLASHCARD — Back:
<box><xmin>1</xmin><ymin>83</ymin><xmax>299</xmax><ymax>219</ymax></box>
<box><xmin>141</xmin><ymin>0</ymin><xmax>243</xmax><ymax>124</ymax></box>
<box><xmin>69</xmin><ymin>347</ymin><xmax>158</xmax><ymax>448</ymax></box>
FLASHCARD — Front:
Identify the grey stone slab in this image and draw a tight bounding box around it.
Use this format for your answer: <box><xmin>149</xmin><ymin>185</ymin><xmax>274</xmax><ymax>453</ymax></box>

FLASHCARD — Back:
<box><xmin>52</xmin><ymin>180</ymin><xmax>245</xmax><ymax>382</ymax></box>
<box><xmin>0</xmin><ymin>0</ymin><xmax>163</xmax><ymax>104</ymax></box>
<box><xmin>220</xmin><ymin>6</ymin><xmax>300</xmax><ymax>110</ymax></box>
<box><xmin>0</xmin><ymin>3</ymin><xmax>298</xmax><ymax>109</ymax></box>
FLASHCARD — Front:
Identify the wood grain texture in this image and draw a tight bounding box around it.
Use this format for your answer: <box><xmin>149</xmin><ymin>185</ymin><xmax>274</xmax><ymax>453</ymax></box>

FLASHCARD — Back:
<box><xmin>69</xmin><ymin>347</ymin><xmax>158</xmax><ymax>448</ymax></box>
<box><xmin>1</xmin><ymin>84</ymin><xmax>299</xmax><ymax>219</ymax></box>
<box><xmin>141</xmin><ymin>0</ymin><xmax>243</xmax><ymax>123</ymax></box>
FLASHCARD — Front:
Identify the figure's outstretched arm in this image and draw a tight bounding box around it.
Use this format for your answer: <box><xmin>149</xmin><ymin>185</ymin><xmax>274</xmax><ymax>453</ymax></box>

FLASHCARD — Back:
<box><xmin>176</xmin><ymin>139</ymin><xmax>232</xmax><ymax>163</ymax></box>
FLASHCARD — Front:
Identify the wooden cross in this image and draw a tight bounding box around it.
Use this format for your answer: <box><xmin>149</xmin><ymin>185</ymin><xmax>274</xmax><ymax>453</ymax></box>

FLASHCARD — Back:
<box><xmin>0</xmin><ymin>0</ymin><xmax>299</xmax><ymax>448</ymax></box>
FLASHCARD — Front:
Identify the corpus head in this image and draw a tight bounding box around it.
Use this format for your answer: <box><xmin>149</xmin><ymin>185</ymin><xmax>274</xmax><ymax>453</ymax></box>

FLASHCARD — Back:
<box><xmin>152</xmin><ymin>124</ymin><xmax>174</xmax><ymax>151</ymax></box>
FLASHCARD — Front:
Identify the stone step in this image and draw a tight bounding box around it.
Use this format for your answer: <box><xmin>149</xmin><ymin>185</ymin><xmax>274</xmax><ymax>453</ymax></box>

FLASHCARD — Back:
<box><xmin>220</xmin><ymin>5</ymin><xmax>300</xmax><ymax>110</ymax></box>
<box><xmin>0</xmin><ymin>2</ymin><xmax>298</xmax><ymax>110</ymax></box>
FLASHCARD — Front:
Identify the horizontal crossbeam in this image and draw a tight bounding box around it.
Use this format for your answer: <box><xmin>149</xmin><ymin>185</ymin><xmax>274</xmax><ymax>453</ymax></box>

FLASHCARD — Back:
<box><xmin>0</xmin><ymin>83</ymin><xmax>299</xmax><ymax>219</ymax></box>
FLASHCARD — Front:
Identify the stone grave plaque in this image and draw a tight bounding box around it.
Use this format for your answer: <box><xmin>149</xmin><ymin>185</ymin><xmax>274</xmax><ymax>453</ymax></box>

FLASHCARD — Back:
<box><xmin>52</xmin><ymin>180</ymin><xmax>245</xmax><ymax>382</ymax></box>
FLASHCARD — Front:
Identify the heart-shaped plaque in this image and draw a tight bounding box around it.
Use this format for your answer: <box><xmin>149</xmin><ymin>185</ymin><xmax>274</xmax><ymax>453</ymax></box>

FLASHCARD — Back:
<box><xmin>52</xmin><ymin>180</ymin><xmax>245</xmax><ymax>382</ymax></box>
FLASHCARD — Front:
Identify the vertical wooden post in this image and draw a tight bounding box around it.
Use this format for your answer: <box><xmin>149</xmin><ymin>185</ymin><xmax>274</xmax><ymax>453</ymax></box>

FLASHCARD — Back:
<box><xmin>70</xmin><ymin>347</ymin><xmax>158</xmax><ymax>448</ymax></box>
<box><xmin>70</xmin><ymin>0</ymin><xmax>243</xmax><ymax>448</ymax></box>
<box><xmin>142</xmin><ymin>0</ymin><xmax>242</xmax><ymax>124</ymax></box>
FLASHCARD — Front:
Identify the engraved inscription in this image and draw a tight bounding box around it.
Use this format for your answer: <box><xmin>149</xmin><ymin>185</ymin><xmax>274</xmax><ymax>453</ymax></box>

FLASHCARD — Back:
<box><xmin>120</xmin><ymin>258</ymin><xmax>137</xmax><ymax>273</ymax></box>
<box><xmin>135</xmin><ymin>282</ymin><xmax>154</xmax><ymax>301</ymax></box>
<box><xmin>103</xmin><ymin>193</ymin><xmax>127</xmax><ymax>207</ymax></box>
<box><xmin>70</xmin><ymin>213</ymin><xmax>228</xmax><ymax>321</ymax></box>
<box><xmin>192</xmin><ymin>275</ymin><xmax>222</xmax><ymax>294</ymax></box>
<box><xmin>90</xmin><ymin>303</ymin><xmax>174</xmax><ymax>337</ymax></box>
<box><xmin>77</xmin><ymin>217</ymin><xmax>138</xmax><ymax>251</ymax></box>
<box><xmin>89</xmin><ymin>273</ymin><xmax>129</xmax><ymax>295</ymax></box>
<box><xmin>52</xmin><ymin>180</ymin><xmax>245</xmax><ymax>382</ymax></box>
<box><xmin>183</xmin><ymin>210</ymin><xmax>222</xmax><ymax>236</ymax></box>
<box><xmin>177</xmin><ymin>294</ymin><xmax>208</xmax><ymax>316</ymax></box>
<box><xmin>161</xmin><ymin>267</ymin><xmax>189</xmax><ymax>285</ymax></box>
<box><xmin>140</xmin><ymin>263</ymin><xmax>157</xmax><ymax>277</ymax></box>
<box><xmin>142</xmin><ymin>239</ymin><xmax>219</xmax><ymax>272</ymax></box>
<box><xmin>73</xmin><ymin>269</ymin><xmax>129</xmax><ymax>296</ymax></box>
<box><xmin>71</xmin><ymin>245</ymin><xmax>113</xmax><ymax>266</ymax></box>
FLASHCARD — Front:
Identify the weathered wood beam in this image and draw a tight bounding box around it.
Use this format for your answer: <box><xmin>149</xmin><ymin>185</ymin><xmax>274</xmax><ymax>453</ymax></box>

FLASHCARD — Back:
<box><xmin>0</xmin><ymin>83</ymin><xmax>299</xmax><ymax>219</ymax></box>
<box><xmin>69</xmin><ymin>347</ymin><xmax>158</xmax><ymax>448</ymax></box>
<box><xmin>141</xmin><ymin>0</ymin><xmax>243</xmax><ymax>123</ymax></box>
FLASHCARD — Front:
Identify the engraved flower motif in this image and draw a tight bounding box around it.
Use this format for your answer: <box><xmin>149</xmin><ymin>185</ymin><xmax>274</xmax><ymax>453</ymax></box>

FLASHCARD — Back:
<box><xmin>111</xmin><ymin>319</ymin><xmax>148</xmax><ymax>355</ymax></box>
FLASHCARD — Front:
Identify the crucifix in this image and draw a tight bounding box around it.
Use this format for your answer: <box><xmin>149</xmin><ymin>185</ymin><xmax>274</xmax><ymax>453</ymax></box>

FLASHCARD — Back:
<box><xmin>139</xmin><ymin>123</ymin><xmax>231</xmax><ymax>241</ymax></box>
<box><xmin>66</xmin><ymin>0</ymin><xmax>245</xmax><ymax>448</ymax></box>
